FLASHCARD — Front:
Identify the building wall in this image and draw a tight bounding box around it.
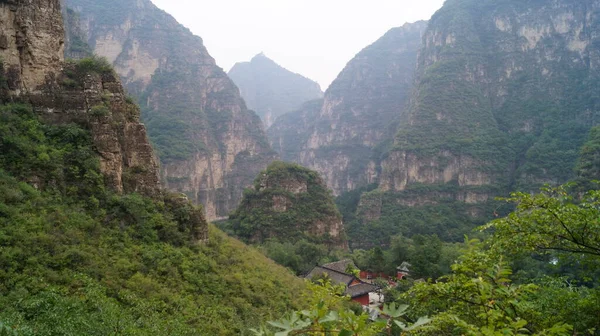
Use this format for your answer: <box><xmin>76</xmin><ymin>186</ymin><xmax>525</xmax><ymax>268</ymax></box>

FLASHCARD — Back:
<box><xmin>352</xmin><ymin>294</ymin><xmax>370</xmax><ymax>306</ymax></box>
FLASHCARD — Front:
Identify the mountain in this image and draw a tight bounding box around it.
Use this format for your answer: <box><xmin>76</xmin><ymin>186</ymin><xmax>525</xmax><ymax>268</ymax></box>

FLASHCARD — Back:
<box><xmin>354</xmin><ymin>0</ymin><xmax>600</xmax><ymax>247</ymax></box>
<box><xmin>0</xmin><ymin>0</ymin><xmax>306</xmax><ymax>334</ymax></box>
<box><xmin>228</xmin><ymin>53</ymin><xmax>323</xmax><ymax>128</ymax></box>
<box><xmin>228</xmin><ymin>161</ymin><xmax>347</xmax><ymax>249</ymax></box>
<box><xmin>65</xmin><ymin>0</ymin><xmax>277</xmax><ymax>220</ymax></box>
<box><xmin>268</xmin><ymin>21</ymin><xmax>428</xmax><ymax>195</ymax></box>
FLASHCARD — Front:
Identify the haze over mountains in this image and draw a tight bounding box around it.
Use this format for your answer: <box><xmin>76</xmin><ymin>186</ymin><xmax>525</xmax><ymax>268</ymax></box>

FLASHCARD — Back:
<box><xmin>63</xmin><ymin>0</ymin><xmax>600</xmax><ymax>247</ymax></box>
<box><xmin>1</xmin><ymin>0</ymin><xmax>599</xmax><ymax>333</ymax></box>
<box><xmin>229</xmin><ymin>53</ymin><xmax>323</xmax><ymax>128</ymax></box>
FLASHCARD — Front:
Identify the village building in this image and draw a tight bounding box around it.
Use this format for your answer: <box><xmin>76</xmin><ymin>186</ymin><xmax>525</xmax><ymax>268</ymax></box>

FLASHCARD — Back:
<box><xmin>304</xmin><ymin>260</ymin><xmax>380</xmax><ymax>306</ymax></box>
<box><xmin>397</xmin><ymin>262</ymin><xmax>411</xmax><ymax>280</ymax></box>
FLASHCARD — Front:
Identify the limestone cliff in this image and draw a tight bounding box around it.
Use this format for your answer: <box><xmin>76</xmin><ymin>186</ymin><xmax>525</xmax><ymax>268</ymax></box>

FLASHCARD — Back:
<box><xmin>66</xmin><ymin>0</ymin><xmax>277</xmax><ymax>220</ymax></box>
<box><xmin>383</xmin><ymin>0</ymin><xmax>600</xmax><ymax>196</ymax></box>
<box><xmin>349</xmin><ymin>0</ymin><xmax>600</xmax><ymax>247</ymax></box>
<box><xmin>229</xmin><ymin>161</ymin><xmax>347</xmax><ymax>248</ymax></box>
<box><xmin>228</xmin><ymin>53</ymin><xmax>323</xmax><ymax>128</ymax></box>
<box><xmin>269</xmin><ymin>21</ymin><xmax>428</xmax><ymax>195</ymax></box>
<box><xmin>0</xmin><ymin>0</ymin><xmax>207</xmax><ymax>242</ymax></box>
<box><xmin>0</xmin><ymin>0</ymin><xmax>160</xmax><ymax>197</ymax></box>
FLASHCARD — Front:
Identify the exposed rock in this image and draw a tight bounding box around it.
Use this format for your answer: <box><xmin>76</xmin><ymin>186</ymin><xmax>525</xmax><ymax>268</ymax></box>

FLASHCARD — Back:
<box><xmin>268</xmin><ymin>21</ymin><xmax>428</xmax><ymax>195</ymax></box>
<box><xmin>229</xmin><ymin>161</ymin><xmax>347</xmax><ymax>248</ymax></box>
<box><xmin>0</xmin><ymin>0</ymin><xmax>64</xmax><ymax>94</ymax></box>
<box><xmin>22</xmin><ymin>62</ymin><xmax>160</xmax><ymax>196</ymax></box>
<box><xmin>66</xmin><ymin>0</ymin><xmax>277</xmax><ymax>220</ymax></box>
<box><xmin>385</xmin><ymin>0</ymin><xmax>600</xmax><ymax>198</ymax></box>
<box><xmin>228</xmin><ymin>53</ymin><xmax>323</xmax><ymax>128</ymax></box>
<box><xmin>0</xmin><ymin>0</ymin><xmax>206</xmax><ymax>243</ymax></box>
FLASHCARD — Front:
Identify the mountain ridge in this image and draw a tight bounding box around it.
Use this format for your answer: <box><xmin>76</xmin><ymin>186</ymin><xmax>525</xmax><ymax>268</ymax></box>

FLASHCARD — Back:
<box><xmin>229</xmin><ymin>52</ymin><xmax>323</xmax><ymax>128</ymax></box>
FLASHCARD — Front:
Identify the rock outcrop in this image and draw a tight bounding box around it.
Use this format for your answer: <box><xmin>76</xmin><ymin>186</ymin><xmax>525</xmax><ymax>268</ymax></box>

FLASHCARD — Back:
<box><xmin>269</xmin><ymin>21</ymin><xmax>428</xmax><ymax>195</ymax></box>
<box><xmin>0</xmin><ymin>0</ymin><xmax>206</xmax><ymax>242</ymax></box>
<box><xmin>0</xmin><ymin>0</ymin><xmax>64</xmax><ymax>93</ymax></box>
<box><xmin>66</xmin><ymin>0</ymin><xmax>277</xmax><ymax>220</ymax></box>
<box><xmin>228</xmin><ymin>53</ymin><xmax>323</xmax><ymax>128</ymax></box>
<box><xmin>0</xmin><ymin>0</ymin><xmax>161</xmax><ymax>197</ymax></box>
<box><xmin>229</xmin><ymin>161</ymin><xmax>347</xmax><ymax>248</ymax></box>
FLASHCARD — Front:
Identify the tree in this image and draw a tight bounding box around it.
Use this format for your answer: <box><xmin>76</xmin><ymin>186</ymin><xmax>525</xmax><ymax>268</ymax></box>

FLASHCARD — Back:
<box><xmin>576</xmin><ymin>126</ymin><xmax>600</xmax><ymax>183</ymax></box>
<box><xmin>481</xmin><ymin>186</ymin><xmax>600</xmax><ymax>260</ymax></box>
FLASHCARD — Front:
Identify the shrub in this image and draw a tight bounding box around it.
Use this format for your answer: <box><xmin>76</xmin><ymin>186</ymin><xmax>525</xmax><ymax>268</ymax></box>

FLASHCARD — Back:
<box><xmin>89</xmin><ymin>104</ymin><xmax>110</xmax><ymax>117</ymax></box>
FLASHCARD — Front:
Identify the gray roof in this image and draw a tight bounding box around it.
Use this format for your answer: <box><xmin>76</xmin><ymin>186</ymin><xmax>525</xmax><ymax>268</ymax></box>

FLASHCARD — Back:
<box><xmin>345</xmin><ymin>282</ymin><xmax>379</xmax><ymax>298</ymax></box>
<box><xmin>322</xmin><ymin>259</ymin><xmax>357</xmax><ymax>273</ymax></box>
<box><xmin>305</xmin><ymin>266</ymin><xmax>354</xmax><ymax>285</ymax></box>
<box><xmin>305</xmin><ymin>264</ymin><xmax>379</xmax><ymax>299</ymax></box>
<box><xmin>397</xmin><ymin>262</ymin><xmax>411</xmax><ymax>273</ymax></box>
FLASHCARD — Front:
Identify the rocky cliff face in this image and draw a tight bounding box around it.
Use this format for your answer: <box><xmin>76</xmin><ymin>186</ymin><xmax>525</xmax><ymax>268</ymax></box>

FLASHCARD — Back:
<box><xmin>0</xmin><ymin>0</ymin><xmax>64</xmax><ymax>94</ymax></box>
<box><xmin>383</xmin><ymin>0</ymin><xmax>600</xmax><ymax>196</ymax></box>
<box><xmin>269</xmin><ymin>22</ymin><xmax>428</xmax><ymax>195</ymax></box>
<box><xmin>0</xmin><ymin>0</ymin><xmax>207</xmax><ymax>243</ymax></box>
<box><xmin>229</xmin><ymin>161</ymin><xmax>347</xmax><ymax>248</ymax></box>
<box><xmin>346</xmin><ymin>0</ymin><xmax>600</xmax><ymax>247</ymax></box>
<box><xmin>228</xmin><ymin>53</ymin><xmax>323</xmax><ymax>128</ymax></box>
<box><xmin>66</xmin><ymin>0</ymin><xmax>277</xmax><ymax>220</ymax></box>
<box><xmin>0</xmin><ymin>0</ymin><xmax>161</xmax><ymax>197</ymax></box>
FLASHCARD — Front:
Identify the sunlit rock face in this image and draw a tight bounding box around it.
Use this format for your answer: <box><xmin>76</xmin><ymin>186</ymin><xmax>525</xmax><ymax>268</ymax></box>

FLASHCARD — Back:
<box><xmin>0</xmin><ymin>0</ymin><xmax>161</xmax><ymax>198</ymax></box>
<box><xmin>66</xmin><ymin>0</ymin><xmax>277</xmax><ymax>220</ymax></box>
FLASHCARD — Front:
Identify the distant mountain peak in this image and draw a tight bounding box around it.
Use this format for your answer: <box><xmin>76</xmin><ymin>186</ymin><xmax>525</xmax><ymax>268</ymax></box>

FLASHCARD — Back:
<box><xmin>229</xmin><ymin>54</ymin><xmax>323</xmax><ymax>128</ymax></box>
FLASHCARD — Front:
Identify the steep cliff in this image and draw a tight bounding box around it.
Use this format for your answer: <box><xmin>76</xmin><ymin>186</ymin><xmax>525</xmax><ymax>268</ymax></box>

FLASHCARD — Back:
<box><xmin>0</xmin><ymin>0</ymin><xmax>162</xmax><ymax>198</ymax></box>
<box><xmin>66</xmin><ymin>0</ymin><xmax>277</xmax><ymax>220</ymax></box>
<box><xmin>349</xmin><ymin>0</ymin><xmax>600</xmax><ymax>247</ymax></box>
<box><xmin>269</xmin><ymin>21</ymin><xmax>428</xmax><ymax>195</ymax></box>
<box><xmin>575</xmin><ymin>125</ymin><xmax>600</xmax><ymax>188</ymax></box>
<box><xmin>383</xmin><ymin>0</ymin><xmax>600</xmax><ymax>197</ymax></box>
<box><xmin>229</xmin><ymin>161</ymin><xmax>347</xmax><ymax>248</ymax></box>
<box><xmin>228</xmin><ymin>53</ymin><xmax>323</xmax><ymax>128</ymax></box>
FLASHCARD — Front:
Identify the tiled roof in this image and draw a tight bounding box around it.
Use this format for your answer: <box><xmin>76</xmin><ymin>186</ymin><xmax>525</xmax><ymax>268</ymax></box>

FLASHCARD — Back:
<box><xmin>322</xmin><ymin>259</ymin><xmax>357</xmax><ymax>273</ymax></box>
<box><xmin>345</xmin><ymin>282</ymin><xmax>379</xmax><ymax>298</ymax></box>
<box><xmin>397</xmin><ymin>262</ymin><xmax>411</xmax><ymax>273</ymax></box>
<box><xmin>305</xmin><ymin>266</ymin><xmax>354</xmax><ymax>285</ymax></box>
<box><xmin>305</xmin><ymin>264</ymin><xmax>380</xmax><ymax>299</ymax></box>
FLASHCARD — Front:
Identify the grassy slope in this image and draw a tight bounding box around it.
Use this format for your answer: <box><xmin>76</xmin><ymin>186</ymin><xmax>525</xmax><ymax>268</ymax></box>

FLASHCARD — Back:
<box><xmin>0</xmin><ymin>103</ymin><xmax>307</xmax><ymax>335</ymax></box>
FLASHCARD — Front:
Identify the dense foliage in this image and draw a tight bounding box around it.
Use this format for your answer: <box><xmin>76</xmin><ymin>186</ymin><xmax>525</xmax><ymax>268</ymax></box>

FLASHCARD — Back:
<box><xmin>576</xmin><ymin>126</ymin><xmax>600</xmax><ymax>189</ymax></box>
<box><xmin>258</xmin><ymin>185</ymin><xmax>600</xmax><ymax>335</ymax></box>
<box><xmin>228</xmin><ymin>161</ymin><xmax>343</xmax><ymax>245</ymax></box>
<box><xmin>224</xmin><ymin>161</ymin><xmax>347</xmax><ymax>274</ymax></box>
<box><xmin>0</xmin><ymin>104</ymin><xmax>307</xmax><ymax>335</ymax></box>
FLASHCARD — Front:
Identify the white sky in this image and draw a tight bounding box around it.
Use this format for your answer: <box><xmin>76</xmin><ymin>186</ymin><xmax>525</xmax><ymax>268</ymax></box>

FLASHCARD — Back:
<box><xmin>150</xmin><ymin>0</ymin><xmax>445</xmax><ymax>90</ymax></box>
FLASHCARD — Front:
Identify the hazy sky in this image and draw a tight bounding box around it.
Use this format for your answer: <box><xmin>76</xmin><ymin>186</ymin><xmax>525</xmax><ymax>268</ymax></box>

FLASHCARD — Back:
<box><xmin>150</xmin><ymin>0</ymin><xmax>445</xmax><ymax>90</ymax></box>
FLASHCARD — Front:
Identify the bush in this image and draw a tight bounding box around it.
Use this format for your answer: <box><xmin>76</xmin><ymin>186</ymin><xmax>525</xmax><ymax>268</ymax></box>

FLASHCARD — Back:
<box><xmin>76</xmin><ymin>55</ymin><xmax>114</xmax><ymax>75</ymax></box>
<box><xmin>89</xmin><ymin>104</ymin><xmax>110</xmax><ymax>117</ymax></box>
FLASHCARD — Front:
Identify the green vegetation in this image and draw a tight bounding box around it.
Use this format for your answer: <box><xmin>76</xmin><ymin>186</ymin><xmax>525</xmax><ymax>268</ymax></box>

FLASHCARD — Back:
<box><xmin>61</xmin><ymin>56</ymin><xmax>115</xmax><ymax>89</ymax></box>
<box><xmin>0</xmin><ymin>104</ymin><xmax>307</xmax><ymax>335</ymax></box>
<box><xmin>251</xmin><ymin>281</ymin><xmax>431</xmax><ymax>336</ymax></box>
<box><xmin>575</xmin><ymin>126</ymin><xmax>600</xmax><ymax>189</ymax></box>
<box><xmin>259</xmin><ymin>185</ymin><xmax>600</xmax><ymax>335</ymax></box>
<box><xmin>224</xmin><ymin>161</ymin><xmax>346</xmax><ymax>274</ymax></box>
<box><xmin>228</xmin><ymin>161</ymin><xmax>343</xmax><ymax>245</ymax></box>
